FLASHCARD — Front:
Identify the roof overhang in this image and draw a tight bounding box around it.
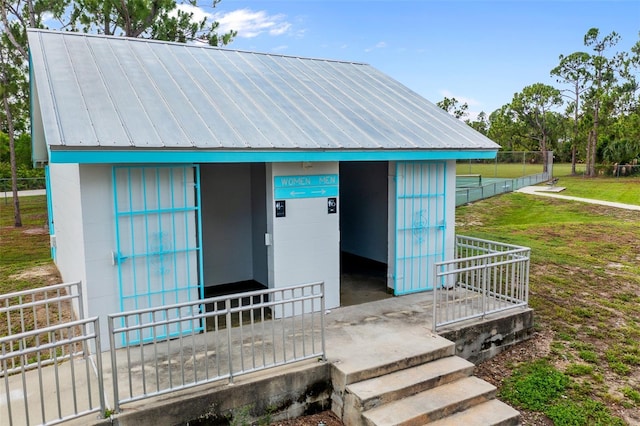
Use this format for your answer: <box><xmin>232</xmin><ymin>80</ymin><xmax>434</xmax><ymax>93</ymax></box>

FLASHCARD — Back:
<box><xmin>48</xmin><ymin>148</ymin><xmax>499</xmax><ymax>164</ymax></box>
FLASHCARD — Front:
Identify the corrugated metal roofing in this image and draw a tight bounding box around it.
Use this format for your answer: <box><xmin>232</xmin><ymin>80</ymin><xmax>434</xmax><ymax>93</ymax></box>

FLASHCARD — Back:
<box><xmin>28</xmin><ymin>29</ymin><xmax>500</xmax><ymax>152</ymax></box>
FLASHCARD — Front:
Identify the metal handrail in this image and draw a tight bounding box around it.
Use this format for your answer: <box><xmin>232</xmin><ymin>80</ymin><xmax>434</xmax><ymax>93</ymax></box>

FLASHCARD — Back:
<box><xmin>108</xmin><ymin>281</ymin><xmax>326</xmax><ymax>412</ymax></box>
<box><xmin>0</xmin><ymin>317</ymin><xmax>105</xmax><ymax>426</ymax></box>
<box><xmin>433</xmin><ymin>236</ymin><xmax>530</xmax><ymax>332</ymax></box>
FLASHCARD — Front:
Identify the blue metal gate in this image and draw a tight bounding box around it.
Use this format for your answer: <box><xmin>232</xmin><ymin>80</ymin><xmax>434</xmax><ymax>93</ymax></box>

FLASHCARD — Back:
<box><xmin>113</xmin><ymin>165</ymin><xmax>203</xmax><ymax>344</ymax></box>
<box><xmin>394</xmin><ymin>161</ymin><xmax>447</xmax><ymax>295</ymax></box>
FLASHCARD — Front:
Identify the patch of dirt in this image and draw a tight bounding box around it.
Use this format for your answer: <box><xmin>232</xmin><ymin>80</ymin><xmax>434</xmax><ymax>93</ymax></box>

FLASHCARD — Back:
<box><xmin>9</xmin><ymin>263</ymin><xmax>61</xmax><ymax>284</ymax></box>
<box><xmin>22</xmin><ymin>227</ymin><xmax>48</xmax><ymax>235</ymax></box>
<box><xmin>270</xmin><ymin>410</ymin><xmax>343</xmax><ymax>426</ymax></box>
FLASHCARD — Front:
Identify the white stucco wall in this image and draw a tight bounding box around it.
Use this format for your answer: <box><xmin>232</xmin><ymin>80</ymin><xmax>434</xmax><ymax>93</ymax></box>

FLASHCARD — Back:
<box><xmin>339</xmin><ymin>162</ymin><xmax>388</xmax><ymax>263</ymax></box>
<box><xmin>250</xmin><ymin>163</ymin><xmax>268</xmax><ymax>286</ymax></box>
<box><xmin>78</xmin><ymin>165</ymin><xmax>119</xmax><ymax>335</ymax></box>
<box><xmin>266</xmin><ymin>162</ymin><xmax>340</xmax><ymax>310</ymax></box>
<box><xmin>48</xmin><ymin>164</ymin><xmax>118</xmax><ymax>340</ymax></box>
<box><xmin>48</xmin><ymin>163</ymin><xmax>86</xmax><ymax>311</ymax></box>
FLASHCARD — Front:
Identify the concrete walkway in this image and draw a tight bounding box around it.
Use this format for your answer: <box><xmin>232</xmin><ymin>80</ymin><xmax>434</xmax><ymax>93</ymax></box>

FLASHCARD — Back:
<box><xmin>2</xmin><ymin>189</ymin><xmax>47</xmax><ymax>198</ymax></box>
<box><xmin>516</xmin><ymin>185</ymin><xmax>640</xmax><ymax>211</ymax></box>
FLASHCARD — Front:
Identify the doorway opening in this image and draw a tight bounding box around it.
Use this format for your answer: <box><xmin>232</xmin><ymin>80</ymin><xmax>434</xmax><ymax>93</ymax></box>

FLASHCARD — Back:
<box><xmin>339</xmin><ymin>161</ymin><xmax>392</xmax><ymax>306</ymax></box>
<box><xmin>199</xmin><ymin>163</ymin><xmax>269</xmax><ymax>326</ymax></box>
<box><xmin>199</xmin><ymin>163</ymin><xmax>268</xmax><ymax>295</ymax></box>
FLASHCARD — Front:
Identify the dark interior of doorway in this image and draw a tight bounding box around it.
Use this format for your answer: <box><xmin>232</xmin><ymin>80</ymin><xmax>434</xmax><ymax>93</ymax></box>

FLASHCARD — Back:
<box><xmin>203</xmin><ymin>280</ymin><xmax>266</xmax><ymax>298</ymax></box>
<box><xmin>203</xmin><ymin>281</ymin><xmax>270</xmax><ymax>330</ymax></box>
<box><xmin>339</xmin><ymin>161</ymin><xmax>392</xmax><ymax>306</ymax></box>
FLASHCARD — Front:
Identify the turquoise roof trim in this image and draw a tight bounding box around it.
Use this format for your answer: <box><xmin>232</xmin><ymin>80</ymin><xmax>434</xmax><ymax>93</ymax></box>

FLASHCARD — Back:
<box><xmin>49</xmin><ymin>149</ymin><xmax>498</xmax><ymax>164</ymax></box>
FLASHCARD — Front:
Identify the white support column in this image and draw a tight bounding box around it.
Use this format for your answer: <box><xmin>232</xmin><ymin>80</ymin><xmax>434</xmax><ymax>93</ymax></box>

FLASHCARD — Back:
<box><xmin>266</xmin><ymin>162</ymin><xmax>340</xmax><ymax>312</ymax></box>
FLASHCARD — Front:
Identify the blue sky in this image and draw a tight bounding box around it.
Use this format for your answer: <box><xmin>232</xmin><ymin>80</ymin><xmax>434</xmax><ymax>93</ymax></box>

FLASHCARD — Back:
<box><xmin>186</xmin><ymin>0</ymin><xmax>640</xmax><ymax>120</ymax></box>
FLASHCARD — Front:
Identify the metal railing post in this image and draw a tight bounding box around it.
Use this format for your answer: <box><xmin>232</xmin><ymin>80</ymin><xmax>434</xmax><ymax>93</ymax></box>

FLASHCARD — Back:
<box><xmin>432</xmin><ymin>266</ymin><xmax>438</xmax><ymax>333</ymax></box>
<box><xmin>481</xmin><ymin>255</ymin><xmax>487</xmax><ymax>319</ymax></box>
<box><xmin>108</xmin><ymin>316</ymin><xmax>120</xmax><ymax>414</ymax></box>
<box><xmin>226</xmin><ymin>298</ymin><xmax>233</xmax><ymax>384</ymax></box>
<box><xmin>93</xmin><ymin>318</ymin><xmax>106</xmax><ymax>419</ymax></box>
<box><xmin>320</xmin><ymin>283</ymin><xmax>326</xmax><ymax>361</ymax></box>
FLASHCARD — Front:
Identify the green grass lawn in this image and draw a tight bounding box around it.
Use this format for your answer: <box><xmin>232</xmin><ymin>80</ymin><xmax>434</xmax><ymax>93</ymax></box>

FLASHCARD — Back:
<box><xmin>455</xmin><ymin>161</ymin><xmax>584</xmax><ymax>178</ymax></box>
<box><xmin>0</xmin><ymin>195</ymin><xmax>56</xmax><ymax>293</ymax></box>
<box><xmin>547</xmin><ymin>175</ymin><xmax>640</xmax><ymax>206</ymax></box>
<box><xmin>457</xmin><ymin>193</ymin><xmax>639</xmax><ymax>425</ymax></box>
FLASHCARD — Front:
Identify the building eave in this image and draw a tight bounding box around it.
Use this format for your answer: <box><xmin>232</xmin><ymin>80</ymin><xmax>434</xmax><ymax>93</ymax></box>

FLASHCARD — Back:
<box><xmin>48</xmin><ymin>148</ymin><xmax>499</xmax><ymax>164</ymax></box>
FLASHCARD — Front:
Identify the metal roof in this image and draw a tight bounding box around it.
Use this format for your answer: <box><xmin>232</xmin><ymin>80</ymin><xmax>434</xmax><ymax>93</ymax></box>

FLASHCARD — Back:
<box><xmin>28</xmin><ymin>29</ymin><xmax>499</xmax><ymax>152</ymax></box>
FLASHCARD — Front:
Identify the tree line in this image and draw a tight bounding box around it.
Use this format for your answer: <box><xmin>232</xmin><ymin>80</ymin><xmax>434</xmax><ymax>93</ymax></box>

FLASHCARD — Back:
<box><xmin>2</xmin><ymin>13</ymin><xmax>638</xmax><ymax>228</ymax></box>
<box><xmin>438</xmin><ymin>28</ymin><xmax>640</xmax><ymax>178</ymax></box>
<box><xmin>1</xmin><ymin>0</ymin><xmax>236</xmax><ymax>226</ymax></box>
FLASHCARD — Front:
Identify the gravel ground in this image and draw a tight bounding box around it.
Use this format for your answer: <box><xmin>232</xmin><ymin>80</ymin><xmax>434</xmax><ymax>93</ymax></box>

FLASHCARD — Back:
<box><xmin>269</xmin><ymin>410</ymin><xmax>343</xmax><ymax>426</ymax></box>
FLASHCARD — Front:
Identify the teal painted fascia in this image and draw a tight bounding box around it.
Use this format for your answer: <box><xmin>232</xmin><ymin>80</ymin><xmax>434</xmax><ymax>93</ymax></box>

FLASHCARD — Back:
<box><xmin>49</xmin><ymin>149</ymin><xmax>498</xmax><ymax>164</ymax></box>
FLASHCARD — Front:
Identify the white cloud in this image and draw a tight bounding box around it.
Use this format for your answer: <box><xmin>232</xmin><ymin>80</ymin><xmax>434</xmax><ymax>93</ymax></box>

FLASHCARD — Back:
<box><xmin>438</xmin><ymin>90</ymin><xmax>485</xmax><ymax>122</ymax></box>
<box><xmin>365</xmin><ymin>41</ymin><xmax>387</xmax><ymax>52</ymax></box>
<box><xmin>41</xmin><ymin>11</ymin><xmax>54</xmax><ymax>23</ymax></box>
<box><xmin>214</xmin><ymin>9</ymin><xmax>293</xmax><ymax>39</ymax></box>
<box><xmin>439</xmin><ymin>90</ymin><xmax>481</xmax><ymax>107</ymax></box>
<box><xmin>172</xmin><ymin>6</ymin><xmax>295</xmax><ymax>39</ymax></box>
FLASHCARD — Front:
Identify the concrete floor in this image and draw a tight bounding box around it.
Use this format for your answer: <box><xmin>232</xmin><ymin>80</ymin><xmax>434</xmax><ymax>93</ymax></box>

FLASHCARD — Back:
<box><xmin>340</xmin><ymin>253</ymin><xmax>392</xmax><ymax>307</ymax></box>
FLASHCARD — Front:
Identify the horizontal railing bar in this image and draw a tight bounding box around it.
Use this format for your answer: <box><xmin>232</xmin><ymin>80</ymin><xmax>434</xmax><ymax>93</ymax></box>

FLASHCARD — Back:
<box><xmin>1</xmin><ymin>355</ymin><xmax>73</xmax><ymax>376</ymax></box>
<box><xmin>38</xmin><ymin>408</ymin><xmax>104</xmax><ymax>426</ymax></box>
<box><xmin>116</xmin><ymin>373</ymin><xmax>232</xmax><ymax>405</ymax></box>
<box><xmin>454</xmin><ymin>242</ymin><xmax>529</xmax><ymax>253</ymax></box>
<box><xmin>0</xmin><ymin>281</ymin><xmax>81</xmax><ymax>300</ymax></box>
<box><xmin>109</xmin><ymin>282</ymin><xmax>324</xmax><ymax>320</ymax></box>
<box><xmin>116</xmin><ymin>350</ymin><xmax>325</xmax><ymax>407</ymax></box>
<box><xmin>453</xmin><ymin>283</ymin><xmax>528</xmax><ymax>305</ymax></box>
<box><xmin>110</xmin><ymin>294</ymin><xmax>323</xmax><ymax>334</ymax></box>
<box><xmin>0</xmin><ymin>318</ymin><xmax>98</xmax><ymax>346</ymax></box>
<box><xmin>231</xmin><ymin>353</ymin><xmax>323</xmax><ymax>376</ymax></box>
<box><xmin>455</xmin><ymin>235</ymin><xmax>529</xmax><ymax>251</ymax></box>
<box><xmin>0</xmin><ymin>294</ymin><xmax>78</xmax><ymax>314</ymax></box>
<box><xmin>436</xmin><ymin>255</ymin><xmax>530</xmax><ymax>274</ymax></box>
<box><xmin>436</xmin><ymin>303</ymin><xmax>528</xmax><ymax>328</ymax></box>
<box><xmin>0</xmin><ymin>336</ymin><xmax>90</xmax><ymax>361</ymax></box>
<box><xmin>437</xmin><ymin>249</ymin><xmax>529</xmax><ymax>265</ymax></box>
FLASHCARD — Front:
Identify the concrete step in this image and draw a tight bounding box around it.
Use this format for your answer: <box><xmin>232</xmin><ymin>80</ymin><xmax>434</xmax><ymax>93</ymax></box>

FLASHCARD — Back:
<box><xmin>428</xmin><ymin>399</ymin><xmax>521</xmax><ymax>426</ymax></box>
<box><xmin>345</xmin><ymin>356</ymin><xmax>475</xmax><ymax>412</ymax></box>
<box><xmin>361</xmin><ymin>376</ymin><xmax>497</xmax><ymax>426</ymax></box>
<box><xmin>329</xmin><ymin>330</ymin><xmax>455</xmax><ymax>394</ymax></box>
